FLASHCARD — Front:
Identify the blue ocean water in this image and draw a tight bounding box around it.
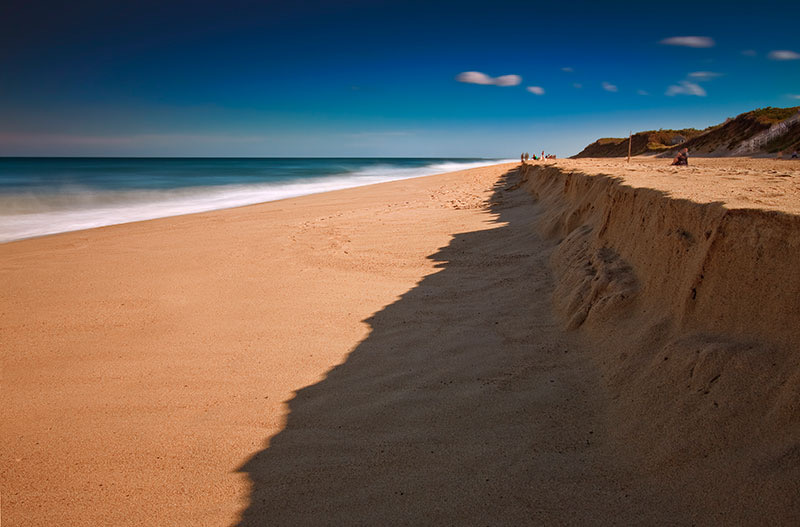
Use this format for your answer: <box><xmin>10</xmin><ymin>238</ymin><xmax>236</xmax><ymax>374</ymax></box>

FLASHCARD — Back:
<box><xmin>0</xmin><ymin>157</ymin><xmax>510</xmax><ymax>242</ymax></box>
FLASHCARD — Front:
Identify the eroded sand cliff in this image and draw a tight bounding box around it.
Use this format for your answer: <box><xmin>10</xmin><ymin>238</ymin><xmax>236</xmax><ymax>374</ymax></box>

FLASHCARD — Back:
<box><xmin>520</xmin><ymin>158</ymin><xmax>800</xmax><ymax>522</ymax></box>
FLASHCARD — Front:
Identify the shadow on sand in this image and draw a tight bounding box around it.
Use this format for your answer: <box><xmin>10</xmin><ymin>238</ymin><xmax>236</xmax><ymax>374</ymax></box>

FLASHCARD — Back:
<box><xmin>234</xmin><ymin>167</ymin><xmax>683</xmax><ymax>525</ymax></box>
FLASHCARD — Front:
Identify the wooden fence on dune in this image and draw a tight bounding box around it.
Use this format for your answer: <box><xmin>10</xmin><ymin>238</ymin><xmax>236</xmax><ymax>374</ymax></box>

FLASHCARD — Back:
<box><xmin>732</xmin><ymin>110</ymin><xmax>800</xmax><ymax>155</ymax></box>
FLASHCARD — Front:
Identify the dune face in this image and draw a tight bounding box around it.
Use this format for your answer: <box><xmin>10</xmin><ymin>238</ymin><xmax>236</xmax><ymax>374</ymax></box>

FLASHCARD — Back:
<box><xmin>525</xmin><ymin>161</ymin><xmax>800</xmax><ymax>344</ymax></box>
<box><xmin>520</xmin><ymin>158</ymin><xmax>800</xmax><ymax>523</ymax></box>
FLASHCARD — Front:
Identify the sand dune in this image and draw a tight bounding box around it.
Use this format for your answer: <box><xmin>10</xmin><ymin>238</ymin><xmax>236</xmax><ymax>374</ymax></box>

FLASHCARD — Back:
<box><xmin>2</xmin><ymin>159</ymin><xmax>799</xmax><ymax>525</ymax></box>
<box><xmin>524</xmin><ymin>157</ymin><xmax>800</xmax><ymax>343</ymax></box>
<box><xmin>520</xmin><ymin>157</ymin><xmax>800</xmax><ymax>523</ymax></box>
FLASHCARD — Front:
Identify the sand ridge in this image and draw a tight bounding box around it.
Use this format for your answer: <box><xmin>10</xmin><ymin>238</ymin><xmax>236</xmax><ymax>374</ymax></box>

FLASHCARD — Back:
<box><xmin>520</xmin><ymin>157</ymin><xmax>800</xmax><ymax>523</ymax></box>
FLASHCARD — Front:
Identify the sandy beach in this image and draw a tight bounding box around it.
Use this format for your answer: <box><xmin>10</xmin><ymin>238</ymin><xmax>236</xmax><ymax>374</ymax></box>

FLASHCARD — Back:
<box><xmin>2</xmin><ymin>159</ymin><xmax>799</xmax><ymax>525</ymax></box>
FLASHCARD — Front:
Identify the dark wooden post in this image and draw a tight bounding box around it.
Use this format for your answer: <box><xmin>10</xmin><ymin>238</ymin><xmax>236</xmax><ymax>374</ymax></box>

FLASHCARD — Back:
<box><xmin>627</xmin><ymin>131</ymin><xmax>632</xmax><ymax>163</ymax></box>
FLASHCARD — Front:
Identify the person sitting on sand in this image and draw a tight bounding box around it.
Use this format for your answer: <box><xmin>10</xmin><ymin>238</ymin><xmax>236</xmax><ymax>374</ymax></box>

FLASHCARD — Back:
<box><xmin>793</xmin><ymin>150</ymin><xmax>798</xmax><ymax>159</ymax></box>
<box><xmin>672</xmin><ymin>148</ymin><xmax>689</xmax><ymax>166</ymax></box>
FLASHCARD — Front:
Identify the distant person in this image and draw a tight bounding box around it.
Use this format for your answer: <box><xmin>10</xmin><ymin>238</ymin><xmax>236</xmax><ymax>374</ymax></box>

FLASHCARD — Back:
<box><xmin>792</xmin><ymin>150</ymin><xmax>798</xmax><ymax>159</ymax></box>
<box><xmin>521</xmin><ymin>153</ymin><xmax>525</xmax><ymax>164</ymax></box>
<box><xmin>672</xmin><ymin>148</ymin><xmax>689</xmax><ymax>166</ymax></box>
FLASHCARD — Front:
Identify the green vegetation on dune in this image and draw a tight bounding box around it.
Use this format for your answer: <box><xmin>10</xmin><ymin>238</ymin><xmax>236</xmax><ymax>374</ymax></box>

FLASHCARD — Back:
<box><xmin>750</xmin><ymin>106</ymin><xmax>800</xmax><ymax>125</ymax></box>
<box><xmin>572</xmin><ymin>106</ymin><xmax>800</xmax><ymax>158</ymax></box>
<box><xmin>673</xmin><ymin>106</ymin><xmax>800</xmax><ymax>155</ymax></box>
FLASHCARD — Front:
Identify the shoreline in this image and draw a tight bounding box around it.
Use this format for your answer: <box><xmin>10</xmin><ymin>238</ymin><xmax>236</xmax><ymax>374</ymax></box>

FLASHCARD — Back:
<box><xmin>2</xmin><ymin>159</ymin><xmax>798</xmax><ymax>524</ymax></box>
<box><xmin>1</xmin><ymin>162</ymin><xmax>519</xmax><ymax>525</ymax></box>
<box><xmin>0</xmin><ymin>158</ymin><xmax>514</xmax><ymax>244</ymax></box>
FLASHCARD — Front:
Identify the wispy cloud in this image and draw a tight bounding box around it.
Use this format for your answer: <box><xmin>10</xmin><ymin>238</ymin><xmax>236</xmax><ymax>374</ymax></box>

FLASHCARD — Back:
<box><xmin>688</xmin><ymin>71</ymin><xmax>722</xmax><ymax>80</ymax></box>
<box><xmin>493</xmin><ymin>75</ymin><xmax>522</xmax><ymax>86</ymax></box>
<box><xmin>573</xmin><ymin>83</ymin><xmax>583</xmax><ymax>89</ymax></box>
<box><xmin>660</xmin><ymin>36</ymin><xmax>715</xmax><ymax>48</ymax></box>
<box><xmin>666</xmin><ymin>81</ymin><xmax>706</xmax><ymax>97</ymax></box>
<box><xmin>455</xmin><ymin>71</ymin><xmax>494</xmax><ymax>85</ymax></box>
<box><xmin>789</xmin><ymin>94</ymin><xmax>800</xmax><ymax>100</ymax></box>
<box><xmin>741</xmin><ymin>49</ymin><xmax>757</xmax><ymax>57</ymax></box>
<box><xmin>526</xmin><ymin>86</ymin><xmax>545</xmax><ymax>95</ymax></box>
<box><xmin>561</xmin><ymin>67</ymin><xmax>574</xmax><ymax>72</ymax></box>
<box><xmin>768</xmin><ymin>50</ymin><xmax>800</xmax><ymax>60</ymax></box>
<box><xmin>602</xmin><ymin>82</ymin><xmax>618</xmax><ymax>92</ymax></box>
<box><xmin>456</xmin><ymin>71</ymin><xmax>522</xmax><ymax>86</ymax></box>
<box><xmin>637</xmin><ymin>90</ymin><xmax>649</xmax><ymax>96</ymax></box>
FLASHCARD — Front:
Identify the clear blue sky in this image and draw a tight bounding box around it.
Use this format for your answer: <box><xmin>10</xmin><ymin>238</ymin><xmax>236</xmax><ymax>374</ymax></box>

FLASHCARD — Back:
<box><xmin>2</xmin><ymin>0</ymin><xmax>799</xmax><ymax>157</ymax></box>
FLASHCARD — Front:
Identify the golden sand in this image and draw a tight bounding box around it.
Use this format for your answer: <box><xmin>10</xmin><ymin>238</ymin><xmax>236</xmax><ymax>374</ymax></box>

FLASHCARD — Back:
<box><xmin>2</xmin><ymin>158</ymin><xmax>798</xmax><ymax>524</ymax></box>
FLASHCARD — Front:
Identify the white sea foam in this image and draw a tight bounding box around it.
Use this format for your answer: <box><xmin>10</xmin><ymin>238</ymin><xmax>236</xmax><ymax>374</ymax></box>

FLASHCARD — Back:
<box><xmin>0</xmin><ymin>159</ymin><xmax>513</xmax><ymax>243</ymax></box>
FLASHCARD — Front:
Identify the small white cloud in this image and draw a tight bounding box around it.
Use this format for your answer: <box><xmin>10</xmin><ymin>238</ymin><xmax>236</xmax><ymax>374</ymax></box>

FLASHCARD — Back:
<box><xmin>494</xmin><ymin>74</ymin><xmax>522</xmax><ymax>86</ymax></box>
<box><xmin>455</xmin><ymin>71</ymin><xmax>522</xmax><ymax>86</ymax></box>
<box><xmin>666</xmin><ymin>81</ymin><xmax>707</xmax><ymax>97</ymax></box>
<box><xmin>688</xmin><ymin>71</ymin><xmax>722</xmax><ymax>80</ymax></box>
<box><xmin>602</xmin><ymin>82</ymin><xmax>618</xmax><ymax>92</ymax></box>
<box><xmin>526</xmin><ymin>86</ymin><xmax>545</xmax><ymax>95</ymax></box>
<box><xmin>561</xmin><ymin>67</ymin><xmax>574</xmax><ymax>72</ymax></box>
<box><xmin>456</xmin><ymin>71</ymin><xmax>493</xmax><ymax>85</ymax></box>
<box><xmin>637</xmin><ymin>90</ymin><xmax>649</xmax><ymax>96</ymax></box>
<box><xmin>660</xmin><ymin>36</ymin><xmax>715</xmax><ymax>48</ymax></box>
<box><xmin>768</xmin><ymin>50</ymin><xmax>800</xmax><ymax>60</ymax></box>
<box><xmin>573</xmin><ymin>83</ymin><xmax>583</xmax><ymax>89</ymax></box>
<box><xmin>741</xmin><ymin>49</ymin><xmax>757</xmax><ymax>56</ymax></box>
<box><xmin>789</xmin><ymin>94</ymin><xmax>800</xmax><ymax>100</ymax></box>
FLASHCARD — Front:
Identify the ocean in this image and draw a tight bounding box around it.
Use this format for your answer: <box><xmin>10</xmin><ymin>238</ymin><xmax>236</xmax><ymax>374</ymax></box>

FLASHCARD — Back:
<box><xmin>0</xmin><ymin>157</ymin><xmax>510</xmax><ymax>243</ymax></box>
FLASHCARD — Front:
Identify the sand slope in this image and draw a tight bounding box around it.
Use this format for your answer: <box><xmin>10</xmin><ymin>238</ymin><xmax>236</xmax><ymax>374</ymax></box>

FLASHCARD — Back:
<box><xmin>235</xmin><ymin>167</ymin><xmax>686</xmax><ymax>525</ymax></box>
<box><xmin>520</xmin><ymin>157</ymin><xmax>800</xmax><ymax>523</ymax></box>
